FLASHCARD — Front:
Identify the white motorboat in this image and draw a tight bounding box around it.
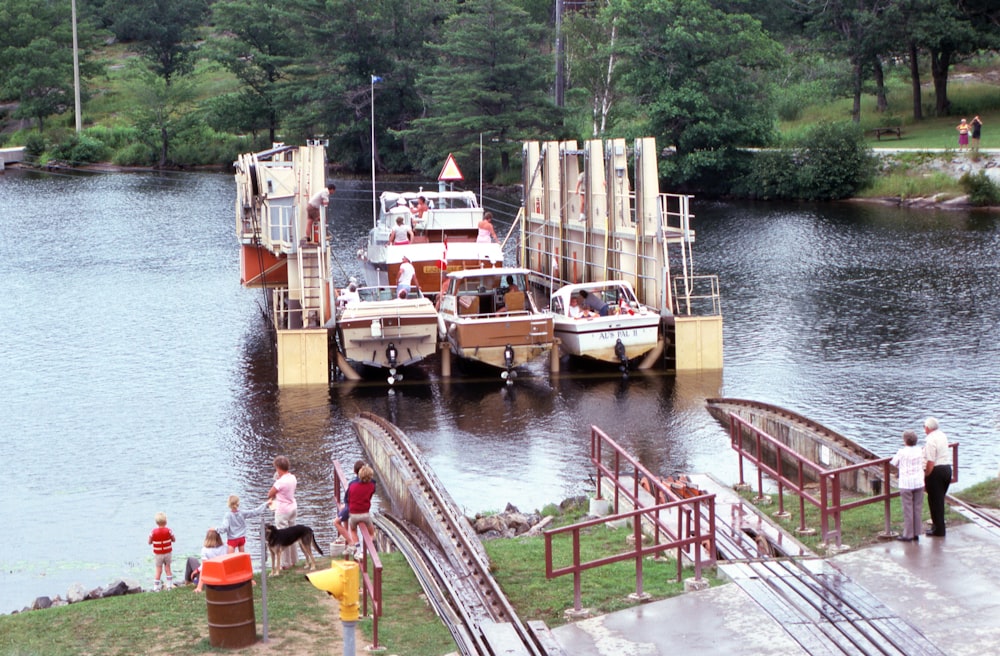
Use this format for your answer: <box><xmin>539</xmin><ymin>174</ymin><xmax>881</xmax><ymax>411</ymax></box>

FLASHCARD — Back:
<box><xmin>550</xmin><ymin>281</ymin><xmax>663</xmax><ymax>370</ymax></box>
<box><xmin>334</xmin><ymin>285</ymin><xmax>439</xmax><ymax>384</ymax></box>
<box><xmin>359</xmin><ymin>190</ymin><xmax>504</xmax><ymax>299</ymax></box>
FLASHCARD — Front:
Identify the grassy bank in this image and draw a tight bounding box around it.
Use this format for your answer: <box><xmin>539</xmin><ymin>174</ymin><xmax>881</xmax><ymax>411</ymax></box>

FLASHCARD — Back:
<box><xmin>0</xmin><ymin>507</ymin><xmax>716</xmax><ymax>656</ymax></box>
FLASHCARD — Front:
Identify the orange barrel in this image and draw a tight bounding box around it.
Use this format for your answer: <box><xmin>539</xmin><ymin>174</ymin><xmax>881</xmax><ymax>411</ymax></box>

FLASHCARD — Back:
<box><xmin>201</xmin><ymin>553</ymin><xmax>256</xmax><ymax>649</ymax></box>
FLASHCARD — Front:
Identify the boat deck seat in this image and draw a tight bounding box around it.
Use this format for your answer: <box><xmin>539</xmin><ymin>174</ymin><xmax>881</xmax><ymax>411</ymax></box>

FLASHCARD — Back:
<box><xmin>458</xmin><ymin>294</ymin><xmax>480</xmax><ymax>316</ymax></box>
<box><xmin>503</xmin><ymin>290</ymin><xmax>526</xmax><ymax>312</ymax></box>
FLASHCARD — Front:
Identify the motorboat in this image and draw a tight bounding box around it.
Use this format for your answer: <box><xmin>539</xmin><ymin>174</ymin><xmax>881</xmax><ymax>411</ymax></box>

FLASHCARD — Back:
<box><xmin>549</xmin><ymin>281</ymin><xmax>663</xmax><ymax>370</ymax></box>
<box><xmin>359</xmin><ymin>190</ymin><xmax>504</xmax><ymax>299</ymax></box>
<box><xmin>334</xmin><ymin>285</ymin><xmax>439</xmax><ymax>384</ymax></box>
<box><xmin>437</xmin><ymin>267</ymin><xmax>553</xmax><ymax>380</ymax></box>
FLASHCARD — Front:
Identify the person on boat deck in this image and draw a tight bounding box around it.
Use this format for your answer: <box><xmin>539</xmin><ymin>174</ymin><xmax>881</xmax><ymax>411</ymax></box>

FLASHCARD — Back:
<box><xmin>477</xmin><ymin>212</ymin><xmax>497</xmax><ymax>243</ymax></box>
<box><xmin>390</xmin><ymin>215</ymin><xmax>413</xmax><ymax>245</ymax></box>
<box><xmin>413</xmin><ymin>196</ymin><xmax>430</xmax><ymax>225</ymax></box>
<box><xmin>306</xmin><ymin>182</ymin><xmax>336</xmax><ymax>243</ymax></box>
<box><xmin>397</xmin><ymin>255</ymin><xmax>417</xmax><ymax>298</ymax></box>
<box><xmin>568</xmin><ymin>295</ymin><xmax>590</xmax><ymax>319</ymax></box>
<box><xmin>337</xmin><ymin>282</ymin><xmax>360</xmax><ymax>309</ymax></box>
<box><xmin>499</xmin><ymin>276</ymin><xmax>525</xmax><ymax>313</ymax></box>
<box><xmin>579</xmin><ymin>289</ymin><xmax>609</xmax><ymax>316</ymax></box>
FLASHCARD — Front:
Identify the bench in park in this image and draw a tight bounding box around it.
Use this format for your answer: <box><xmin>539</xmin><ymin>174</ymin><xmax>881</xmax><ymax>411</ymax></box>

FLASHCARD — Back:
<box><xmin>872</xmin><ymin>126</ymin><xmax>902</xmax><ymax>140</ymax></box>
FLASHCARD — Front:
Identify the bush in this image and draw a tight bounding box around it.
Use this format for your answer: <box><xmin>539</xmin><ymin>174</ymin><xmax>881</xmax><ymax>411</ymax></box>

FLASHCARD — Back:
<box><xmin>49</xmin><ymin>133</ymin><xmax>110</xmax><ymax>165</ymax></box>
<box><xmin>733</xmin><ymin>122</ymin><xmax>876</xmax><ymax>201</ymax></box>
<box><xmin>112</xmin><ymin>142</ymin><xmax>157</xmax><ymax>167</ymax></box>
<box><xmin>959</xmin><ymin>171</ymin><xmax>1000</xmax><ymax>206</ymax></box>
<box><xmin>795</xmin><ymin>122</ymin><xmax>877</xmax><ymax>200</ymax></box>
<box><xmin>23</xmin><ymin>132</ymin><xmax>47</xmax><ymax>158</ymax></box>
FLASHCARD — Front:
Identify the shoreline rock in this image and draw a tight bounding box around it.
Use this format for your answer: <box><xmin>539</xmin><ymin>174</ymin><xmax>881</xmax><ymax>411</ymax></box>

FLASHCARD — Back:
<box><xmin>12</xmin><ymin>577</ymin><xmax>145</xmax><ymax>616</ymax></box>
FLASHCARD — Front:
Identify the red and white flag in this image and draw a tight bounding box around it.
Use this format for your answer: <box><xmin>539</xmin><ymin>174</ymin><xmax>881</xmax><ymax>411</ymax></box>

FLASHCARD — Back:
<box><xmin>437</xmin><ymin>237</ymin><xmax>449</xmax><ymax>270</ymax></box>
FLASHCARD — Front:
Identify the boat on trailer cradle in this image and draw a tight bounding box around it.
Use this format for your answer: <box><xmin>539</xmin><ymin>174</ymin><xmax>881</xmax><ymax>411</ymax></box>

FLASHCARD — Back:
<box><xmin>437</xmin><ymin>266</ymin><xmax>555</xmax><ymax>382</ymax></box>
<box><xmin>549</xmin><ymin>280</ymin><xmax>665</xmax><ymax>371</ymax></box>
<box><xmin>519</xmin><ymin>137</ymin><xmax>723</xmax><ymax>374</ymax></box>
<box><xmin>332</xmin><ymin>285</ymin><xmax>439</xmax><ymax>384</ymax></box>
<box><xmin>359</xmin><ymin>189</ymin><xmax>504</xmax><ymax>300</ymax></box>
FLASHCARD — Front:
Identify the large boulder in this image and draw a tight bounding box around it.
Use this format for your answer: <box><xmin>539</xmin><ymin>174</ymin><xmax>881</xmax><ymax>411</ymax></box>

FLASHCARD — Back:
<box><xmin>31</xmin><ymin>596</ymin><xmax>53</xmax><ymax>610</ymax></box>
<box><xmin>67</xmin><ymin>583</ymin><xmax>87</xmax><ymax>604</ymax></box>
<box><xmin>101</xmin><ymin>580</ymin><xmax>129</xmax><ymax>598</ymax></box>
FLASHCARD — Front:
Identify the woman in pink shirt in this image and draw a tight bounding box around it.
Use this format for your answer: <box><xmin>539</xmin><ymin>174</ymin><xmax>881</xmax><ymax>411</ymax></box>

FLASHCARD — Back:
<box><xmin>268</xmin><ymin>455</ymin><xmax>298</xmax><ymax>567</ymax></box>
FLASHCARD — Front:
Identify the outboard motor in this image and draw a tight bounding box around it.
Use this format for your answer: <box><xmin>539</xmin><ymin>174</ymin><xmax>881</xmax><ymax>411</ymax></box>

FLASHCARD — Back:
<box><xmin>500</xmin><ymin>344</ymin><xmax>517</xmax><ymax>384</ymax></box>
<box><xmin>386</xmin><ymin>343</ymin><xmax>402</xmax><ymax>385</ymax></box>
<box><xmin>615</xmin><ymin>338</ymin><xmax>628</xmax><ymax>374</ymax></box>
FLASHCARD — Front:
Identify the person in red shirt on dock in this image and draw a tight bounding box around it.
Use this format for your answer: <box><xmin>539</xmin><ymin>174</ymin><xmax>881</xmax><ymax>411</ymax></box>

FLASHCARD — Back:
<box><xmin>148</xmin><ymin>511</ymin><xmax>177</xmax><ymax>591</ymax></box>
<box><xmin>346</xmin><ymin>465</ymin><xmax>377</xmax><ymax>560</ymax></box>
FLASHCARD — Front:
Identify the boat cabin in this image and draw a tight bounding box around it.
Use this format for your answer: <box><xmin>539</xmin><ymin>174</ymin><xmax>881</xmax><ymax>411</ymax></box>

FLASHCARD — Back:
<box><xmin>445</xmin><ymin>269</ymin><xmax>532</xmax><ymax>317</ymax></box>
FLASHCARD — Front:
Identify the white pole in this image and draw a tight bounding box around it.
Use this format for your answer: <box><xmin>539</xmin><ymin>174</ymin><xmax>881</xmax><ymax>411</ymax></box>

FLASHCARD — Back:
<box><xmin>479</xmin><ymin>132</ymin><xmax>483</xmax><ymax>205</ymax></box>
<box><xmin>370</xmin><ymin>76</ymin><xmax>377</xmax><ymax>228</ymax></box>
<box><xmin>71</xmin><ymin>0</ymin><xmax>81</xmax><ymax>132</ymax></box>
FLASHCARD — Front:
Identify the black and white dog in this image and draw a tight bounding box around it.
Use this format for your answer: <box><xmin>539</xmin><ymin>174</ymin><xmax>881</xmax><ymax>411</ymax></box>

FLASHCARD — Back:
<box><xmin>264</xmin><ymin>524</ymin><xmax>324</xmax><ymax>574</ymax></box>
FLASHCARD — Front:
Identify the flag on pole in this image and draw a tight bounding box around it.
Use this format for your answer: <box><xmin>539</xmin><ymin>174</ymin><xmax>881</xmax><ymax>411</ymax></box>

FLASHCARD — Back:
<box><xmin>437</xmin><ymin>237</ymin><xmax>449</xmax><ymax>270</ymax></box>
<box><xmin>371</xmin><ymin>75</ymin><xmax>383</xmax><ymax>84</ymax></box>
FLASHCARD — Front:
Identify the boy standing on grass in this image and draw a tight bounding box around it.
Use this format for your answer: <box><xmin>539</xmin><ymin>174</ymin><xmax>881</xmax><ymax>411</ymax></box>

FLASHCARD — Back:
<box><xmin>148</xmin><ymin>512</ymin><xmax>176</xmax><ymax>591</ymax></box>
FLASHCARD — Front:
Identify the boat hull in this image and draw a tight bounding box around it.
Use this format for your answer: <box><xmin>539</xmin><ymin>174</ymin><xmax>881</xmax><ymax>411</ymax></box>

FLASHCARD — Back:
<box><xmin>337</xmin><ymin>295</ymin><xmax>439</xmax><ymax>370</ymax></box>
<box><xmin>445</xmin><ymin>316</ymin><xmax>554</xmax><ymax>370</ymax></box>
<box><xmin>553</xmin><ymin>315</ymin><xmax>660</xmax><ymax>363</ymax></box>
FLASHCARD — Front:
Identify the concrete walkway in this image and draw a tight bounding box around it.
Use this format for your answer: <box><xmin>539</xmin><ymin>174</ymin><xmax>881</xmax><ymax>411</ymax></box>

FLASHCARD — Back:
<box><xmin>550</xmin><ymin>487</ymin><xmax>1000</xmax><ymax>655</ymax></box>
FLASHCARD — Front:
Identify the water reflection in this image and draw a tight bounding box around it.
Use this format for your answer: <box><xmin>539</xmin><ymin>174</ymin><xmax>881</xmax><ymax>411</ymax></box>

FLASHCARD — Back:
<box><xmin>3</xmin><ymin>172</ymin><xmax>1000</xmax><ymax>614</ymax></box>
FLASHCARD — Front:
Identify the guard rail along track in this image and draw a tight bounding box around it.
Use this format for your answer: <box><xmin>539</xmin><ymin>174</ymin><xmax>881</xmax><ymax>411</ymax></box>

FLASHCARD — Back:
<box><xmin>353</xmin><ymin>411</ymin><xmax>563</xmax><ymax>656</ymax></box>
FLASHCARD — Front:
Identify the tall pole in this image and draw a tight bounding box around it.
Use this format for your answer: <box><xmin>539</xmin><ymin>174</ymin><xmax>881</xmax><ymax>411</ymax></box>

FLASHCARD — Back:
<box><xmin>71</xmin><ymin>0</ymin><xmax>82</xmax><ymax>132</ymax></box>
<box><xmin>554</xmin><ymin>0</ymin><xmax>564</xmax><ymax>107</ymax></box>
<box><xmin>370</xmin><ymin>75</ymin><xmax>377</xmax><ymax>227</ymax></box>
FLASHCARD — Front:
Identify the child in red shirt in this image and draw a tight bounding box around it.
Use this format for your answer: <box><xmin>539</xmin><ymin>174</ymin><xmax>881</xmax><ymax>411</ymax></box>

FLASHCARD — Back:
<box><xmin>148</xmin><ymin>511</ymin><xmax>177</xmax><ymax>591</ymax></box>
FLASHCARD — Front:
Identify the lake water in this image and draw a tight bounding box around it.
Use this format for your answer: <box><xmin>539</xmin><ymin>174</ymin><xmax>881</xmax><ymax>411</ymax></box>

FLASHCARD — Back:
<box><xmin>1</xmin><ymin>169</ymin><xmax>998</xmax><ymax>614</ymax></box>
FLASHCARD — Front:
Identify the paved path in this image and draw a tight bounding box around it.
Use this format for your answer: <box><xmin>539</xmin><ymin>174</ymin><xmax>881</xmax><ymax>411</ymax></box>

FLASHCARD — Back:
<box><xmin>550</xmin><ymin>480</ymin><xmax>1000</xmax><ymax>655</ymax></box>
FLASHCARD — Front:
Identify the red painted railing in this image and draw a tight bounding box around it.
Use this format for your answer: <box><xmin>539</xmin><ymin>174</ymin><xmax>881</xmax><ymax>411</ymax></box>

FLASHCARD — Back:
<box><xmin>333</xmin><ymin>460</ymin><xmax>383</xmax><ymax>647</ymax></box>
<box><xmin>544</xmin><ymin>426</ymin><xmax>715</xmax><ymax>612</ymax></box>
<box><xmin>728</xmin><ymin>413</ymin><xmax>959</xmax><ymax>547</ymax></box>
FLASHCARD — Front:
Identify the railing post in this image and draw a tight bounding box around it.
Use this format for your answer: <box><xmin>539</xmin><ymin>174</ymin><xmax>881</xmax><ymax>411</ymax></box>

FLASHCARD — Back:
<box><xmin>573</xmin><ymin>530</ymin><xmax>583</xmax><ymax>611</ymax></box>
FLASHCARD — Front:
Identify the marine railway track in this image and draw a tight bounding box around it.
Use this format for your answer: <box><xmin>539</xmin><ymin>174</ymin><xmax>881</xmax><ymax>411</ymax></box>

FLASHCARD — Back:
<box><xmin>356</xmin><ymin>410</ymin><xmax>983</xmax><ymax>655</ymax></box>
<box><xmin>355</xmin><ymin>412</ymin><xmax>561</xmax><ymax>655</ymax></box>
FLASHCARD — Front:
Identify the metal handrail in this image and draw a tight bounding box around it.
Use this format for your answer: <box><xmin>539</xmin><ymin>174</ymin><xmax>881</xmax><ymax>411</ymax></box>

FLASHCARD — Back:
<box><xmin>333</xmin><ymin>460</ymin><xmax>383</xmax><ymax>647</ymax></box>
<box><xmin>543</xmin><ymin>426</ymin><xmax>715</xmax><ymax>613</ymax></box>
<box><xmin>729</xmin><ymin>413</ymin><xmax>959</xmax><ymax>547</ymax></box>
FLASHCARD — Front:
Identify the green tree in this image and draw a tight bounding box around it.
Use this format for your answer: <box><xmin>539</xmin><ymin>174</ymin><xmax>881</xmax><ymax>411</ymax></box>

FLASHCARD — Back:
<box><xmin>102</xmin><ymin>0</ymin><xmax>210</xmax><ymax>84</ymax></box>
<box><xmin>277</xmin><ymin>0</ymin><xmax>450</xmax><ymax>172</ymax></box>
<box><xmin>405</xmin><ymin>0</ymin><xmax>561</xmax><ymax>177</ymax></box>
<box><xmin>209</xmin><ymin>0</ymin><xmax>301</xmax><ymax>144</ymax></box>
<box><xmin>562</xmin><ymin>1</ymin><xmax>621</xmax><ymax>138</ymax></box>
<box><xmin>0</xmin><ymin>0</ymin><xmax>102</xmax><ymax>131</ymax></box>
<box><xmin>609</xmin><ymin>0</ymin><xmax>783</xmax><ymax>189</ymax></box>
<box><xmin>124</xmin><ymin>64</ymin><xmax>197</xmax><ymax>167</ymax></box>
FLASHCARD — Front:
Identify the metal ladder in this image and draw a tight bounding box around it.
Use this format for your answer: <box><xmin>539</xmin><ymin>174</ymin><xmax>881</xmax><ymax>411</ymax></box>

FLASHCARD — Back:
<box><xmin>297</xmin><ymin>243</ymin><xmax>324</xmax><ymax>327</ymax></box>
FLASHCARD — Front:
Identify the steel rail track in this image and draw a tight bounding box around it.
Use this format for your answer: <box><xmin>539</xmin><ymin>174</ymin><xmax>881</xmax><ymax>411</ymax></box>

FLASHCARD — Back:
<box><xmin>357</xmin><ymin>411</ymin><xmax>553</xmax><ymax>656</ymax></box>
<box><xmin>373</xmin><ymin>514</ymin><xmax>483</xmax><ymax>653</ymax></box>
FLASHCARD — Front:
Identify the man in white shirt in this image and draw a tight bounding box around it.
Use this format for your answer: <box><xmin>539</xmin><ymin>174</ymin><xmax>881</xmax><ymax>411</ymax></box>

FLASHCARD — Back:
<box><xmin>396</xmin><ymin>256</ymin><xmax>416</xmax><ymax>298</ymax></box>
<box><xmin>922</xmin><ymin>417</ymin><xmax>952</xmax><ymax>537</ymax></box>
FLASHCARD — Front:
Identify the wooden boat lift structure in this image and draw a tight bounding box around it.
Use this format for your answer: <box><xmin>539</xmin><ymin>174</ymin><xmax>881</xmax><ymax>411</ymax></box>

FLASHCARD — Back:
<box><xmin>520</xmin><ymin>138</ymin><xmax>722</xmax><ymax>371</ymax></box>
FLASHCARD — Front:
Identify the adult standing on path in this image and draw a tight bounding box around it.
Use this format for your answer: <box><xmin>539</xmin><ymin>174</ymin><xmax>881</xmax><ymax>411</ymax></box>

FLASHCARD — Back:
<box><xmin>971</xmin><ymin>116</ymin><xmax>983</xmax><ymax>153</ymax></box>
<box><xmin>268</xmin><ymin>456</ymin><xmax>298</xmax><ymax>567</ymax></box>
<box><xmin>890</xmin><ymin>430</ymin><xmax>925</xmax><ymax>542</ymax></box>
<box><xmin>956</xmin><ymin>119</ymin><xmax>971</xmax><ymax>151</ymax></box>
<box><xmin>923</xmin><ymin>417</ymin><xmax>952</xmax><ymax>537</ymax></box>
